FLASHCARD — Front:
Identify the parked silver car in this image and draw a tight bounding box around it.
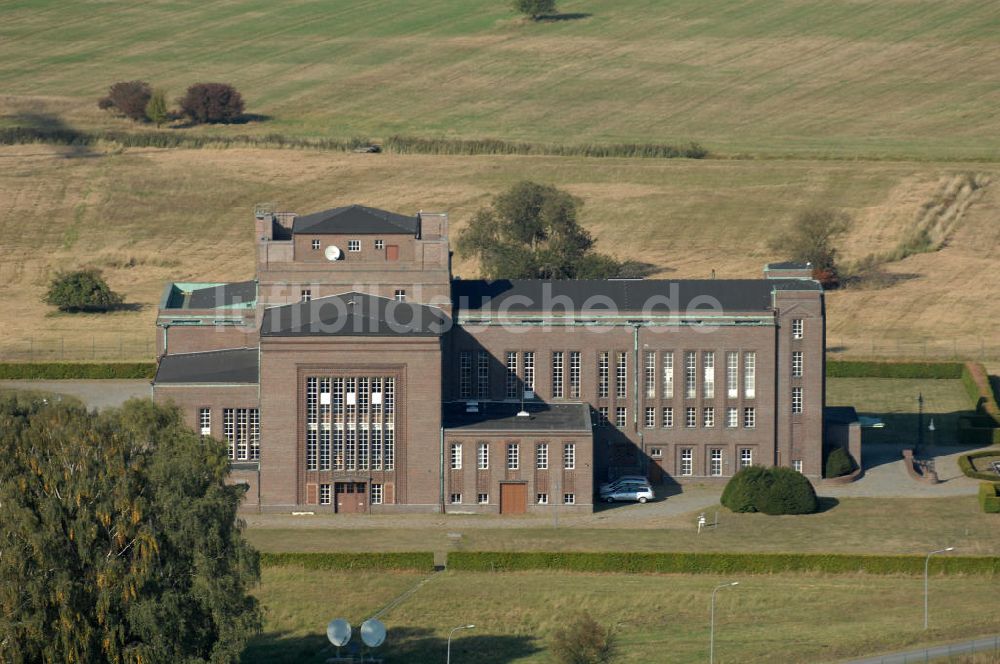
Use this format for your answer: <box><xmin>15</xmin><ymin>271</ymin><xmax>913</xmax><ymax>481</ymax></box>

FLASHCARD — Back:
<box><xmin>600</xmin><ymin>482</ymin><xmax>654</xmax><ymax>504</ymax></box>
<box><xmin>598</xmin><ymin>475</ymin><xmax>648</xmax><ymax>494</ymax></box>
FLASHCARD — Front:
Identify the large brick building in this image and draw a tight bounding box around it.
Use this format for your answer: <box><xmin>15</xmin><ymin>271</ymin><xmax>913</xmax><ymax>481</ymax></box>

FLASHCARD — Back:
<box><xmin>153</xmin><ymin>204</ymin><xmax>844</xmax><ymax>514</ymax></box>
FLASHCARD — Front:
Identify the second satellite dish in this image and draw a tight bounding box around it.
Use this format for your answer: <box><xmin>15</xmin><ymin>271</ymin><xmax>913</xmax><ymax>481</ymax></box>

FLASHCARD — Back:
<box><xmin>360</xmin><ymin>619</ymin><xmax>387</xmax><ymax>648</ymax></box>
<box><xmin>326</xmin><ymin>619</ymin><xmax>352</xmax><ymax>647</ymax></box>
<box><xmin>325</xmin><ymin>245</ymin><xmax>343</xmax><ymax>261</ymax></box>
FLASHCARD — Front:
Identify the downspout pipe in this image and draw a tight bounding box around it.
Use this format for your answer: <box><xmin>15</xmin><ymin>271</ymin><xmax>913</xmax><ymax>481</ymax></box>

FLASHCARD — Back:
<box><xmin>634</xmin><ymin>324</ymin><xmax>645</xmax><ymax>475</ymax></box>
<box><xmin>439</xmin><ymin>427</ymin><xmax>446</xmax><ymax>514</ymax></box>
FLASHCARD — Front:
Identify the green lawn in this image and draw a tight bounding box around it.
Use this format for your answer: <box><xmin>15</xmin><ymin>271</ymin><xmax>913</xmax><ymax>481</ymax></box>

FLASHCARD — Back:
<box><xmin>245</xmin><ymin>568</ymin><xmax>1000</xmax><ymax>663</ymax></box>
<box><xmin>2</xmin><ymin>0</ymin><xmax>999</xmax><ymax>159</ymax></box>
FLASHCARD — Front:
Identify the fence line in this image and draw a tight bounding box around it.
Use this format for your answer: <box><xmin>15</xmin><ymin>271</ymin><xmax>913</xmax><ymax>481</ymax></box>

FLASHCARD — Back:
<box><xmin>844</xmin><ymin>633</ymin><xmax>1000</xmax><ymax>663</ymax></box>
<box><xmin>827</xmin><ymin>338</ymin><xmax>999</xmax><ymax>362</ymax></box>
<box><xmin>0</xmin><ymin>337</ymin><xmax>155</xmax><ymax>362</ymax></box>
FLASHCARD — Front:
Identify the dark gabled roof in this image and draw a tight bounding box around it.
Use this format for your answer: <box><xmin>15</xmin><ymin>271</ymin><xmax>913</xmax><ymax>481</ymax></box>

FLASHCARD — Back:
<box><xmin>443</xmin><ymin>401</ymin><xmax>592</xmax><ymax>432</ymax></box>
<box><xmin>260</xmin><ymin>292</ymin><xmax>449</xmax><ymax>337</ymax></box>
<box><xmin>766</xmin><ymin>261</ymin><xmax>813</xmax><ymax>270</ymax></box>
<box><xmin>292</xmin><ymin>205</ymin><xmax>419</xmax><ymax>235</ymax></box>
<box><xmin>186</xmin><ymin>281</ymin><xmax>257</xmax><ymax>309</ymax></box>
<box><xmin>451</xmin><ymin>279</ymin><xmax>818</xmax><ymax>315</ymax></box>
<box><xmin>154</xmin><ymin>348</ymin><xmax>258</xmax><ymax>385</ymax></box>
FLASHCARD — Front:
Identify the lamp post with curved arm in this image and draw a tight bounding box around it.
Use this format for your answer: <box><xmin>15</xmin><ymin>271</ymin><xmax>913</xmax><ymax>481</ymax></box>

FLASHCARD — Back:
<box><xmin>710</xmin><ymin>582</ymin><xmax>738</xmax><ymax>664</ymax></box>
<box><xmin>446</xmin><ymin>624</ymin><xmax>475</xmax><ymax>664</ymax></box>
<box><xmin>924</xmin><ymin>547</ymin><xmax>954</xmax><ymax>629</ymax></box>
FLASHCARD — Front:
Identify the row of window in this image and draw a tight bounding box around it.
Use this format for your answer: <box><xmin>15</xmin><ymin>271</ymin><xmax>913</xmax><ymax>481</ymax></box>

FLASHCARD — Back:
<box><xmin>301</xmin><ymin>289</ymin><xmax>406</xmax><ymax>302</ymax></box>
<box><xmin>318</xmin><ymin>483</ymin><xmax>385</xmax><ymax>505</ymax></box>
<box><xmin>449</xmin><ymin>441</ymin><xmax>576</xmax><ymax>471</ymax></box>
<box><xmin>600</xmin><ymin>406</ymin><xmax>759</xmax><ymax>429</ymax></box>
<box><xmin>305</xmin><ymin>376</ymin><xmax>396</xmax><ymax>472</ymax></box>
<box><xmin>200</xmin><ymin>408</ymin><xmax>260</xmax><ymax>461</ymax></box>
<box><xmin>653</xmin><ymin>448</ymin><xmax>804</xmax><ymax>476</ymax></box>
<box><xmin>311</xmin><ymin>238</ymin><xmax>385</xmax><ymax>252</ymax></box>
<box><xmin>449</xmin><ymin>492</ymin><xmax>575</xmax><ymax>505</ymax></box>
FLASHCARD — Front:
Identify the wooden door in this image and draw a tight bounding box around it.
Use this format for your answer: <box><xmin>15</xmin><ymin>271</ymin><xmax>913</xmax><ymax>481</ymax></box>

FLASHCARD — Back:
<box><xmin>500</xmin><ymin>482</ymin><xmax>527</xmax><ymax>515</ymax></box>
<box><xmin>336</xmin><ymin>482</ymin><xmax>367</xmax><ymax>513</ymax></box>
<box><xmin>386</xmin><ymin>245</ymin><xmax>399</xmax><ymax>261</ymax></box>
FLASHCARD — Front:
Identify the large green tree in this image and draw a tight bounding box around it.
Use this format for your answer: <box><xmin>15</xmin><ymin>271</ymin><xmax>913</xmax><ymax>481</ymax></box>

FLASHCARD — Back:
<box><xmin>0</xmin><ymin>398</ymin><xmax>261</xmax><ymax>664</ymax></box>
<box><xmin>771</xmin><ymin>207</ymin><xmax>852</xmax><ymax>288</ymax></box>
<box><xmin>457</xmin><ymin>181</ymin><xmax>625</xmax><ymax>279</ymax></box>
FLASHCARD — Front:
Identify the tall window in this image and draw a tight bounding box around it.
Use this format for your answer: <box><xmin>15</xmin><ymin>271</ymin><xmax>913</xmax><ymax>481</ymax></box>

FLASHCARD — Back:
<box><xmin>598</xmin><ymin>406</ymin><xmax>609</xmax><ymax>426</ymax></box>
<box><xmin>507</xmin><ymin>443</ymin><xmax>519</xmax><ymax>470</ymax></box>
<box><xmin>523</xmin><ymin>352</ymin><xmax>535</xmax><ymax>392</ymax></box>
<box><xmin>199</xmin><ymin>408</ymin><xmax>211</xmax><ymax>437</ymax></box>
<box><xmin>792</xmin><ymin>351</ymin><xmax>803</xmax><ymax>378</ymax></box>
<box><xmin>645</xmin><ymin>351</ymin><xmax>656</xmax><ymax>399</ymax></box>
<box><xmin>726</xmin><ymin>407</ymin><xmax>739</xmax><ymax>428</ymax></box>
<box><xmin>740</xmin><ymin>448</ymin><xmax>753</xmax><ymax>468</ymax></box>
<box><xmin>703</xmin><ymin>407</ymin><xmax>715</xmax><ymax>428</ymax></box>
<box><xmin>477</xmin><ymin>351</ymin><xmax>490</xmax><ymax>398</ymax></box>
<box><xmin>703</xmin><ymin>351</ymin><xmax>715</xmax><ymax>398</ymax></box>
<box><xmin>792</xmin><ymin>319</ymin><xmax>804</xmax><ymax>339</ymax></box>
<box><xmin>569</xmin><ymin>351</ymin><xmax>581</xmax><ymax>398</ymax></box>
<box><xmin>450</xmin><ymin>443</ymin><xmax>462</xmax><ymax>470</ymax></box>
<box><xmin>685</xmin><ymin>407</ymin><xmax>697</xmax><ymax>428</ymax></box>
<box><xmin>615</xmin><ymin>351</ymin><xmax>628</xmax><ymax>399</ymax></box>
<box><xmin>726</xmin><ymin>351</ymin><xmax>738</xmax><ymax>399</ymax></box>
<box><xmin>662</xmin><ymin>407</ymin><xmax>673</xmax><ymax>428</ymax></box>
<box><xmin>223</xmin><ymin>408</ymin><xmax>259</xmax><ymax>462</ymax></box>
<box><xmin>551</xmin><ymin>352</ymin><xmax>564</xmax><ymax>399</ymax></box>
<box><xmin>710</xmin><ymin>449</ymin><xmax>723</xmax><ymax>476</ymax></box>
<box><xmin>662</xmin><ymin>352</ymin><xmax>674</xmax><ymax>398</ymax></box>
<box><xmin>792</xmin><ymin>387</ymin><xmax>803</xmax><ymax>414</ymax></box>
<box><xmin>478</xmin><ymin>442</ymin><xmax>489</xmax><ymax>470</ymax></box>
<box><xmin>307</xmin><ymin>375</ymin><xmax>394</xmax><ymax>471</ymax></box>
<box><xmin>645</xmin><ymin>407</ymin><xmax>656</xmax><ymax>428</ymax></box>
<box><xmin>744</xmin><ymin>407</ymin><xmax>756</xmax><ymax>428</ymax></box>
<box><xmin>459</xmin><ymin>352</ymin><xmax>473</xmax><ymax>399</ymax></box>
<box><xmin>371</xmin><ymin>484</ymin><xmax>383</xmax><ymax>505</ymax></box>
<box><xmin>598</xmin><ymin>352</ymin><xmax>609</xmax><ymax>398</ymax></box>
<box><xmin>506</xmin><ymin>352</ymin><xmax>518</xmax><ymax>398</ymax></box>
<box><xmin>743</xmin><ymin>352</ymin><xmax>756</xmax><ymax>399</ymax></box>
<box><xmin>320</xmin><ymin>484</ymin><xmax>331</xmax><ymax>505</ymax></box>
<box><xmin>563</xmin><ymin>443</ymin><xmax>576</xmax><ymax>470</ymax></box>
<box><xmin>685</xmin><ymin>351</ymin><xmax>697</xmax><ymax>399</ymax></box>
<box><xmin>680</xmin><ymin>448</ymin><xmax>693</xmax><ymax>476</ymax></box>
<box><xmin>536</xmin><ymin>443</ymin><xmax>548</xmax><ymax>470</ymax></box>
<box><xmin>615</xmin><ymin>406</ymin><xmax>627</xmax><ymax>428</ymax></box>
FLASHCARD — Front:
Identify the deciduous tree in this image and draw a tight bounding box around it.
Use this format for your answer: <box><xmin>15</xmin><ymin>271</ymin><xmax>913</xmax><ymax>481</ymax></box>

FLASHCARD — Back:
<box><xmin>513</xmin><ymin>0</ymin><xmax>557</xmax><ymax>20</ymax></box>
<box><xmin>145</xmin><ymin>89</ymin><xmax>169</xmax><ymax>127</ymax></box>
<box><xmin>179</xmin><ymin>83</ymin><xmax>245</xmax><ymax>124</ymax></box>
<box><xmin>45</xmin><ymin>268</ymin><xmax>124</xmax><ymax>312</ymax></box>
<box><xmin>771</xmin><ymin>207</ymin><xmax>852</xmax><ymax>288</ymax></box>
<box><xmin>97</xmin><ymin>80</ymin><xmax>153</xmax><ymax>122</ymax></box>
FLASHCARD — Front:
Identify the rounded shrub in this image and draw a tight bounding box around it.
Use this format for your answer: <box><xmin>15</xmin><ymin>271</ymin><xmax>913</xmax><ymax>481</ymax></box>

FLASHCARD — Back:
<box><xmin>44</xmin><ymin>269</ymin><xmax>123</xmax><ymax>312</ymax></box>
<box><xmin>721</xmin><ymin>465</ymin><xmax>818</xmax><ymax>515</ymax></box>
<box><xmin>824</xmin><ymin>446</ymin><xmax>855</xmax><ymax>478</ymax></box>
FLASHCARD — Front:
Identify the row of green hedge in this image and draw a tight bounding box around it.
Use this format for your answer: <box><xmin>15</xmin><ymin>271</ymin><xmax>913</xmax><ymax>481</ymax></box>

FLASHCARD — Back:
<box><xmin>959</xmin><ymin>449</ymin><xmax>1000</xmax><ymax>482</ymax></box>
<box><xmin>260</xmin><ymin>552</ymin><xmax>435</xmax><ymax>571</ymax></box>
<box><xmin>0</xmin><ymin>362</ymin><xmax>156</xmax><ymax>379</ymax></box>
<box><xmin>826</xmin><ymin>360</ymin><xmax>963</xmax><ymax>379</ymax></box>
<box><xmin>962</xmin><ymin>362</ymin><xmax>1000</xmax><ymax>426</ymax></box>
<box><xmin>979</xmin><ymin>483</ymin><xmax>1000</xmax><ymax>514</ymax></box>
<box><xmin>446</xmin><ymin>551</ymin><xmax>999</xmax><ymax>576</ymax></box>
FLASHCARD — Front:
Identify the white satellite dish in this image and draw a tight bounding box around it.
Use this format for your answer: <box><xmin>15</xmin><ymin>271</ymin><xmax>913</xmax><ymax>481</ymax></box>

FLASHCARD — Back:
<box><xmin>360</xmin><ymin>619</ymin><xmax>387</xmax><ymax>648</ymax></box>
<box><xmin>325</xmin><ymin>245</ymin><xmax>343</xmax><ymax>261</ymax></box>
<box><xmin>326</xmin><ymin>619</ymin><xmax>352</xmax><ymax>647</ymax></box>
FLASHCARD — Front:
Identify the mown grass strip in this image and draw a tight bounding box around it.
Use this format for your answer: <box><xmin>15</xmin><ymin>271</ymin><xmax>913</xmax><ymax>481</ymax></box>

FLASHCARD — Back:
<box><xmin>826</xmin><ymin>360</ymin><xmax>964</xmax><ymax>379</ymax></box>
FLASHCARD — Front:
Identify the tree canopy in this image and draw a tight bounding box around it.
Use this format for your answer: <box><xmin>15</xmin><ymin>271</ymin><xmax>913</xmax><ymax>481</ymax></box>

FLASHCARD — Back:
<box><xmin>771</xmin><ymin>207</ymin><xmax>852</xmax><ymax>288</ymax></box>
<box><xmin>0</xmin><ymin>398</ymin><xmax>261</xmax><ymax>663</ymax></box>
<box><xmin>456</xmin><ymin>181</ymin><xmax>628</xmax><ymax>279</ymax></box>
<box><xmin>513</xmin><ymin>0</ymin><xmax>557</xmax><ymax>20</ymax></box>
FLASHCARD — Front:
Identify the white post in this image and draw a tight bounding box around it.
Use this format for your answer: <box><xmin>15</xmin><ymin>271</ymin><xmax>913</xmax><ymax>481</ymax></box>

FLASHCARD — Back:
<box><xmin>446</xmin><ymin>624</ymin><xmax>475</xmax><ymax>664</ymax></box>
<box><xmin>710</xmin><ymin>582</ymin><xmax>738</xmax><ymax>664</ymax></box>
<box><xmin>924</xmin><ymin>548</ymin><xmax>954</xmax><ymax>629</ymax></box>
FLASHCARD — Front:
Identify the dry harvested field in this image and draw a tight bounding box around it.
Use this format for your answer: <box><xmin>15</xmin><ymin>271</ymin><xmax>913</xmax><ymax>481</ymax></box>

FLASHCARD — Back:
<box><xmin>1</xmin><ymin>0</ymin><xmax>999</xmax><ymax>160</ymax></box>
<box><xmin>1</xmin><ymin>144</ymin><xmax>998</xmax><ymax>360</ymax></box>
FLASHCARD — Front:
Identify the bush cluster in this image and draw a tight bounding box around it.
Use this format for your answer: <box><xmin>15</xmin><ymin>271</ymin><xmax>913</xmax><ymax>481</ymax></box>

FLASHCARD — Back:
<box><xmin>721</xmin><ymin>466</ymin><xmax>818</xmax><ymax>515</ymax></box>
<box><xmin>98</xmin><ymin>81</ymin><xmax>245</xmax><ymax>125</ymax></box>
<box><xmin>445</xmin><ymin>551</ymin><xmax>999</xmax><ymax>576</ymax></box>
<box><xmin>0</xmin><ymin>363</ymin><xmax>155</xmax><ymax>380</ymax></box>
<box><xmin>259</xmin><ymin>552</ymin><xmax>435</xmax><ymax>571</ymax></box>
<box><xmin>958</xmin><ymin>449</ymin><xmax>1000</xmax><ymax>481</ymax></box>
<box><xmin>826</xmin><ymin>360</ymin><xmax>963</xmax><ymax>379</ymax></box>
<box><xmin>979</xmin><ymin>483</ymin><xmax>1000</xmax><ymax>513</ymax></box>
<box><xmin>45</xmin><ymin>269</ymin><xmax>123</xmax><ymax>312</ymax></box>
<box><xmin>824</xmin><ymin>446</ymin><xmax>856</xmax><ymax>479</ymax></box>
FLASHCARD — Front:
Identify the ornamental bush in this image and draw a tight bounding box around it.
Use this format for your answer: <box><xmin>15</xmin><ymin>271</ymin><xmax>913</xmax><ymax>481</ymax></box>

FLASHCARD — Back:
<box><xmin>44</xmin><ymin>269</ymin><xmax>124</xmax><ymax>312</ymax></box>
<box><xmin>721</xmin><ymin>466</ymin><xmax>818</xmax><ymax>515</ymax></box>
<box><xmin>824</xmin><ymin>446</ymin><xmax>855</xmax><ymax>478</ymax></box>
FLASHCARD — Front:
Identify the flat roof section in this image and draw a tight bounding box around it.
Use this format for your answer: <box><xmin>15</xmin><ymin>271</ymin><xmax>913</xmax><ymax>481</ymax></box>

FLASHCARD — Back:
<box><xmin>443</xmin><ymin>401</ymin><xmax>593</xmax><ymax>433</ymax></box>
<box><xmin>261</xmin><ymin>292</ymin><xmax>448</xmax><ymax>337</ymax></box>
<box><xmin>154</xmin><ymin>348</ymin><xmax>259</xmax><ymax>385</ymax></box>
<box><xmin>161</xmin><ymin>281</ymin><xmax>257</xmax><ymax>310</ymax></box>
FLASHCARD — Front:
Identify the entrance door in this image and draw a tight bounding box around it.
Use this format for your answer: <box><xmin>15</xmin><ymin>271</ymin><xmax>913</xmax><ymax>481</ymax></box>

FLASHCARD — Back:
<box><xmin>336</xmin><ymin>482</ymin><xmax>367</xmax><ymax>513</ymax></box>
<box><xmin>500</xmin><ymin>482</ymin><xmax>527</xmax><ymax>515</ymax></box>
<box><xmin>386</xmin><ymin>245</ymin><xmax>399</xmax><ymax>261</ymax></box>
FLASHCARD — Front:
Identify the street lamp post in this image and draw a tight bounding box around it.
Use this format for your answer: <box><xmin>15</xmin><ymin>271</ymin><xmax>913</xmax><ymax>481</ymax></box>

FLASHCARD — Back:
<box><xmin>710</xmin><ymin>582</ymin><xmax>738</xmax><ymax>664</ymax></box>
<box><xmin>446</xmin><ymin>624</ymin><xmax>475</xmax><ymax>664</ymax></box>
<box><xmin>916</xmin><ymin>392</ymin><xmax>924</xmax><ymax>451</ymax></box>
<box><xmin>924</xmin><ymin>548</ymin><xmax>954</xmax><ymax>630</ymax></box>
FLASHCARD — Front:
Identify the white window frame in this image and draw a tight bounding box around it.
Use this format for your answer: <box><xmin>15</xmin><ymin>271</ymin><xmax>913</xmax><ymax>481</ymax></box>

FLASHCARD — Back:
<box><xmin>478</xmin><ymin>493</ymin><xmax>489</xmax><ymax>504</ymax></box>
<box><xmin>536</xmin><ymin>443</ymin><xmax>549</xmax><ymax>470</ymax></box>
<box><xmin>348</xmin><ymin>239</ymin><xmax>361</xmax><ymax>252</ymax></box>
<box><xmin>792</xmin><ymin>387</ymin><xmax>803</xmax><ymax>414</ymax></box>
<box><xmin>662</xmin><ymin>407</ymin><xmax>673</xmax><ymax>428</ymax></box>
<box><xmin>563</xmin><ymin>493</ymin><xmax>575</xmax><ymax>505</ymax></box>
<box><xmin>319</xmin><ymin>484</ymin><xmax>331</xmax><ymax>505</ymax></box>
<box><xmin>450</xmin><ymin>493</ymin><xmax>462</xmax><ymax>504</ymax></box>
<box><xmin>477</xmin><ymin>351</ymin><xmax>489</xmax><ymax>398</ymax></box>
<box><xmin>744</xmin><ymin>407</ymin><xmax>756</xmax><ymax>428</ymax></box>
<box><xmin>703</xmin><ymin>407</ymin><xmax>715</xmax><ymax>428</ymax></box>
<box><xmin>793</xmin><ymin>459</ymin><xmax>803</xmax><ymax>473</ymax></box>
<box><xmin>662</xmin><ymin>351</ymin><xmax>674</xmax><ymax>398</ymax></box>
<box><xmin>710</xmin><ymin>448</ymin><xmax>723</xmax><ymax>477</ymax></box>
<box><xmin>685</xmin><ymin>351</ymin><xmax>697</xmax><ymax>399</ymax></box>
<box><xmin>616</xmin><ymin>351</ymin><xmax>628</xmax><ymax>399</ymax></box>
<box><xmin>371</xmin><ymin>483</ymin><xmax>383</xmax><ymax>504</ymax></box>
<box><xmin>598</xmin><ymin>406</ymin><xmax>609</xmax><ymax>426</ymax></box>
<box><xmin>685</xmin><ymin>406</ymin><xmax>697</xmax><ymax>428</ymax></box>
<box><xmin>680</xmin><ymin>448</ymin><xmax>693</xmax><ymax>476</ymax></box>
<box><xmin>450</xmin><ymin>442</ymin><xmax>462</xmax><ymax>470</ymax></box>
<box><xmin>726</xmin><ymin>351</ymin><xmax>738</xmax><ymax>399</ymax></box>
<box><xmin>551</xmin><ymin>351</ymin><xmax>564</xmax><ymax>399</ymax></box>
<box><xmin>703</xmin><ymin>351</ymin><xmax>715</xmax><ymax>399</ymax></box>
<box><xmin>311</xmin><ymin>239</ymin><xmax>321</xmax><ymax>250</ymax></box>
<box><xmin>726</xmin><ymin>407</ymin><xmax>739</xmax><ymax>428</ymax></box>
<box><xmin>598</xmin><ymin>351</ymin><xmax>609</xmax><ymax>398</ymax></box>
<box><xmin>615</xmin><ymin>406</ymin><xmax>627</xmax><ymax>429</ymax></box>
<box><xmin>506</xmin><ymin>352</ymin><xmax>519</xmax><ymax>399</ymax></box>
<box><xmin>477</xmin><ymin>442</ymin><xmax>489</xmax><ymax>470</ymax></box>
<box><xmin>569</xmin><ymin>351</ymin><xmax>581</xmax><ymax>398</ymax></box>
<box><xmin>792</xmin><ymin>319</ymin><xmax>804</xmax><ymax>339</ymax></box>
<box><xmin>740</xmin><ymin>448</ymin><xmax>753</xmax><ymax>468</ymax></box>
<box><xmin>199</xmin><ymin>408</ymin><xmax>211</xmax><ymax>437</ymax></box>
<box><xmin>394</xmin><ymin>289</ymin><xmax>406</xmax><ymax>302</ymax></box>
<box><xmin>507</xmin><ymin>443</ymin><xmax>519</xmax><ymax>470</ymax></box>
<box><xmin>537</xmin><ymin>493</ymin><xmax>549</xmax><ymax>505</ymax></box>
<box><xmin>645</xmin><ymin>406</ymin><xmax>656</xmax><ymax>428</ymax></box>
<box><xmin>301</xmin><ymin>289</ymin><xmax>311</xmax><ymax>302</ymax></box>
<box><xmin>792</xmin><ymin>351</ymin><xmax>803</xmax><ymax>378</ymax></box>
<box><xmin>645</xmin><ymin>351</ymin><xmax>656</xmax><ymax>399</ymax></box>
<box><xmin>650</xmin><ymin>447</ymin><xmax>663</xmax><ymax>458</ymax></box>
<box><xmin>744</xmin><ymin>352</ymin><xmax>756</xmax><ymax>399</ymax></box>
<box><xmin>563</xmin><ymin>443</ymin><xmax>576</xmax><ymax>470</ymax></box>
<box><xmin>523</xmin><ymin>352</ymin><xmax>535</xmax><ymax>392</ymax></box>
<box><xmin>375</xmin><ymin>239</ymin><xmax>384</xmax><ymax>250</ymax></box>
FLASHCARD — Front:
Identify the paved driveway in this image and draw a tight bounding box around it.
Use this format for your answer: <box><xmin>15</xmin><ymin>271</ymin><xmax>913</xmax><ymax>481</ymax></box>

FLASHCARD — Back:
<box><xmin>0</xmin><ymin>379</ymin><xmax>151</xmax><ymax>410</ymax></box>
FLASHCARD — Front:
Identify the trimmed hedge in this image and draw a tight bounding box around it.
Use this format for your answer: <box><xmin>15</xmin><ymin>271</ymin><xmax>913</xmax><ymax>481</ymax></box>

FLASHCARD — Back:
<box><xmin>979</xmin><ymin>483</ymin><xmax>1000</xmax><ymax>514</ymax></box>
<box><xmin>721</xmin><ymin>466</ymin><xmax>818</xmax><ymax>515</ymax></box>
<box><xmin>958</xmin><ymin>449</ymin><xmax>1000</xmax><ymax>482</ymax></box>
<box><xmin>260</xmin><ymin>552</ymin><xmax>435</xmax><ymax>572</ymax></box>
<box><xmin>447</xmin><ymin>551</ymin><xmax>999</xmax><ymax>576</ymax></box>
<box><xmin>962</xmin><ymin>362</ymin><xmax>1000</xmax><ymax>426</ymax></box>
<box><xmin>0</xmin><ymin>363</ymin><xmax>156</xmax><ymax>379</ymax></box>
<box><xmin>826</xmin><ymin>360</ymin><xmax>963</xmax><ymax>379</ymax></box>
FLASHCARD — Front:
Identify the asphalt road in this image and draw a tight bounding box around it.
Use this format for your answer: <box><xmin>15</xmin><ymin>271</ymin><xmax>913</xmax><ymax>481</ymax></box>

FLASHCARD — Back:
<box><xmin>0</xmin><ymin>379</ymin><xmax>151</xmax><ymax>410</ymax></box>
<box><xmin>840</xmin><ymin>634</ymin><xmax>1000</xmax><ymax>664</ymax></box>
